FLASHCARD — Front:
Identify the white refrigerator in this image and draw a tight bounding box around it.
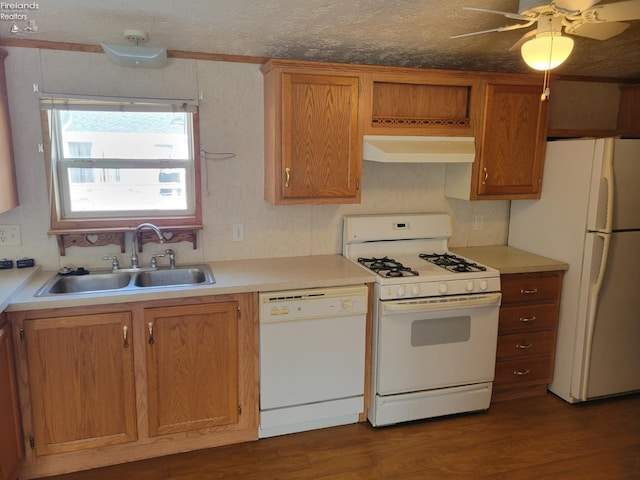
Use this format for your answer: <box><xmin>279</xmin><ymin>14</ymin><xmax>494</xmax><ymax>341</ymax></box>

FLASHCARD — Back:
<box><xmin>508</xmin><ymin>138</ymin><xmax>640</xmax><ymax>403</ymax></box>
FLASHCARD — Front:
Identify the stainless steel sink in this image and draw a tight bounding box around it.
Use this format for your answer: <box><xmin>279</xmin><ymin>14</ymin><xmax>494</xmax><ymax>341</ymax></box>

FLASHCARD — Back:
<box><xmin>134</xmin><ymin>266</ymin><xmax>214</xmax><ymax>288</ymax></box>
<box><xmin>36</xmin><ymin>271</ymin><xmax>132</xmax><ymax>296</ymax></box>
<box><xmin>35</xmin><ymin>265</ymin><xmax>215</xmax><ymax>297</ymax></box>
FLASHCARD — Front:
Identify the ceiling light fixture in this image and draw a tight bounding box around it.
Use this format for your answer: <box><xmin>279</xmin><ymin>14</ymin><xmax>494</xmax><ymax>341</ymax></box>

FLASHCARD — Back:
<box><xmin>101</xmin><ymin>30</ymin><xmax>168</xmax><ymax>68</ymax></box>
<box><xmin>520</xmin><ymin>33</ymin><xmax>574</xmax><ymax>71</ymax></box>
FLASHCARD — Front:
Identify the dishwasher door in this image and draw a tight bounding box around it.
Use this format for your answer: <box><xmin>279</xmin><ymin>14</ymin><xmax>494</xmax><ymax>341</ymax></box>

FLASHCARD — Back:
<box><xmin>259</xmin><ymin>285</ymin><xmax>368</xmax><ymax>437</ymax></box>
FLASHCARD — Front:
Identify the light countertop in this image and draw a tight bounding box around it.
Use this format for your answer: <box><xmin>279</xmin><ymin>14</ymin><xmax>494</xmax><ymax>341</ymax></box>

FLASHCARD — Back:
<box><xmin>5</xmin><ymin>255</ymin><xmax>375</xmax><ymax>312</ymax></box>
<box><xmin>451</xmin><ymin>246</ymin><xmax>569</xmax><ymax>274</ymax></box>
<box><xmin>0</xmin><ymin>266</ymin><xmax>41</xmax><ymax>312</ymax></box>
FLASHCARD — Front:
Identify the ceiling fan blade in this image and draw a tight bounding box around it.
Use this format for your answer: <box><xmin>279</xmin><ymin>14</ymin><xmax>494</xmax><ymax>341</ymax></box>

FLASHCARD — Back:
<box><xmin>585</xmin><ymin>0</ymin><xmax>640</xmax><ymax>21</ymax></box>
<box><xmin>462</xmin><ymin>7</ymin><xmax>534</xmax><ymax>21</ymax></box>
<box><xmin>508</xmin><ymin>29</ymin><xmax>538</xmax><ymax>51</ymax></box>
<box><xmin>553</xmin><ymin>0</ymin><xmax>601</xmax><ymax>12</ymax></box>
<box><xmin>567</xmin><ymin>20</ymin><xmax>631</xmax><ymax>39</ymax></box>
<box><xmin>451</xmin><ymin>19</ymin><xmax>536</xmax><ymax>39</ymax></box>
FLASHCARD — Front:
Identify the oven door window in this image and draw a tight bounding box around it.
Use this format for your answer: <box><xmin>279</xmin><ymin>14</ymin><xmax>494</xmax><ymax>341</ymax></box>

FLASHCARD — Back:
<box><xmin>411</xmin><ymin>316</ymin><xmax>471</xmax><ymax>347</ymax></box>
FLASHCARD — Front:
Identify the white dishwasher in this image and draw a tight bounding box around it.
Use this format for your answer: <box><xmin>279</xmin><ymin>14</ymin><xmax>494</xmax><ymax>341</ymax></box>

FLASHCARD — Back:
<box><xmin>258</xmin><ymin>285</ymin><xmax>368</xmax><ymax>438</ymax></box>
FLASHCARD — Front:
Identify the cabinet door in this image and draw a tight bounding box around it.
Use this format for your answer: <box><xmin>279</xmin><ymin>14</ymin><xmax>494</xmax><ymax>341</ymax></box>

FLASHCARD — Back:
<box><xmin>23</xmin><ymin>312</ymin><xmax>137</xmax><ymax>456</ymax></box>
<box><xmin>477</xmin><ymin>84</ymin><xmax>548</xmax><ymax>199</ymax></box>
<box><xmin>0</xmin><ymin>321</ymin><xmax>23</xmax><ymax>480</ymax></box>
<box><xmin>145</xmin><ymin>302</ymin><xmax>239</xmax><ymax>436</ymax></box>
<box><xmin>280</xmin><ymin>72</ymin><xmax>360</xmax><ymax>203</ymax></box>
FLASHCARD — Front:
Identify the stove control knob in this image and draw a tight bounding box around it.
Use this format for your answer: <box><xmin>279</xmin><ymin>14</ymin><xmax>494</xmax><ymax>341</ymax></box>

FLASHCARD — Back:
<box><xmin>466</xmin><ymin>280</ymin><xmax>475</xmax><ymax>292</ymax></box>
<box><xmin>411</xmin><ymin>285</ymin><xmax>421</xmax><ymax>296</ymax></box>
<box><xmin>438</xmin><ymin>282</ymin><xmax>448</xmax><ymax>294</ymax></box>
<box><xmin>396</xmin><ymin>286</ymin><xmax>406</xmax><ymax>297</ymax></box>
<box><xmin>480</xmin><ymin>279</ymin><xmax>488</xmax><ymax>291</ymax></box>
<box><xmin>341</xmin><ymin>300</ymin><xmax>353</xmax><ymax>311</ymax></box>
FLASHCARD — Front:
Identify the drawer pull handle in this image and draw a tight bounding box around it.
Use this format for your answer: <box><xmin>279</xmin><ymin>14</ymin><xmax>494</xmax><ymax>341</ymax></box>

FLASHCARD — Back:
<box><xmin>521</xmin><ymin>288</ymin><xmax>538</xmax><ymax>295</ymax></box>
<box><xmin>519</xmin><ymin>316</ymin><xmax>537</xmax><ymax>323</ymax></box>
<box><xmin>285</xmin><ymin>167</ymin><xmax>291</xmax><ymax>188</ymax></box>
<box><xmin>513</xmin><ymin>369</ymin><xmax>531</xmax><ymax>376</ymax></box>
<box><xmin>516</xmin><ymin>343</ymin><xmax>533</xmax><ymax>349</ymax></box>
<box><xmin>482</xmin><ymin>167</ymin><xmax>489</xmax><ymax>185</ymax></box>
<box><xmin>123</xmin><ymin>325</ymin><xmax>129</xmax><ymax>349</ymax></box>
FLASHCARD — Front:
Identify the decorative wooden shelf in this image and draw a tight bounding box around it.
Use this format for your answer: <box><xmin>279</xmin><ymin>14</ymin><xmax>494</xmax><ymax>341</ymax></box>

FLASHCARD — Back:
<box><xmin>52</xmin><ymin>228</ymin><xmax>200</xmax><ymax>256</ymax></box>
<box><xmin>138</xmin><ymin>229</ymin><xmax>198</xmax><ymax>252</ymax></box>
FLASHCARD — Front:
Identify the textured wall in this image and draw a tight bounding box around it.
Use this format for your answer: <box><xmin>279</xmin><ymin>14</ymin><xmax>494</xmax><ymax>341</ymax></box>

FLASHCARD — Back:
<box><xmin>0</xmin><ymin>48</ymin><xmax>509</xmax><ymax>271</ymax></box>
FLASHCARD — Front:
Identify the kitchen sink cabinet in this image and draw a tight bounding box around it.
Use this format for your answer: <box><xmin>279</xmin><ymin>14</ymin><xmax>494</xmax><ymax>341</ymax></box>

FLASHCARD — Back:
<box><xmin>492</xmin><ymin>270</ymin><xmax>564</xmax><ymax>402</ymax></box>
<box><xmin>145</xmin><ymin>302</ymin><xmax>239</xmax><ymax>437</ymax></box>
<box><xmin>0</xmin><ymin>315</ymin><xmax>23</xmax><ymax>480</ymax></box>
<box><xmin>19</xmin><ymin>311</ymin><xmax>138</xmax><ymax>456</ymax></box>
<box><xmin>446</xmin><ymin>81</ymin><xmax>549</xmax><ymax>200</ymax></box>
<box><xmin>9</xmin><ymin>293</ymin><xmax>258</xmax><ymax>479</ymax></box>
<box><xmin>262</xmin><ymin>59</ymin><xmax>362</xmax><ymax>205</ymax></box>
<box><xmin>0</xmin><ymin>49</ymin><xmax>18</xmax><ymax>214</ymax></box>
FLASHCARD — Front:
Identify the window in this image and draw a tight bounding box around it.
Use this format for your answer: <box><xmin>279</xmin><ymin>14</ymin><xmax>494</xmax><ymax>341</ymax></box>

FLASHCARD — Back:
<box><xmin>41</xmin><ymin>97</ymin><xmax>201</xmax><ymax>231</ymax></box>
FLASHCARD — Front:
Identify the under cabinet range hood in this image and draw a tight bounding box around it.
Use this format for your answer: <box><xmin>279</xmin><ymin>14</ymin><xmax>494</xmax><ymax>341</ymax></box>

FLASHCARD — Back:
<box><xmin>363</xmin><ymin>135</ymin><xmax>475</xmax><ymax>164</ymax></box>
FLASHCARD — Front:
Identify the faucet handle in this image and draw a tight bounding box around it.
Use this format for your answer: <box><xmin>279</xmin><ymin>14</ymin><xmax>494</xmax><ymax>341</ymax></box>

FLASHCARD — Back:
<box><xmin>150</xmin><ymin>253</ymin><xmax>166</xmax><ymax>269</ymax></box>
<box><xmin>165</xmin><ymin>249</ymin><xmax>176</xmax><ymax>268</ymax></box>
<box><xmin>102</xmin><ymin>255</ymin><xmax>120</xmax><ymax>271</ymax></box>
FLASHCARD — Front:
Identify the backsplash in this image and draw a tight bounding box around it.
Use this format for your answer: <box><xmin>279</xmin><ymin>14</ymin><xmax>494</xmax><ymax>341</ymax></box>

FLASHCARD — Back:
<box><xmin>0</xmin><ymin>47</ymin><xmax>509</xmax><ymax>272</ymax></box>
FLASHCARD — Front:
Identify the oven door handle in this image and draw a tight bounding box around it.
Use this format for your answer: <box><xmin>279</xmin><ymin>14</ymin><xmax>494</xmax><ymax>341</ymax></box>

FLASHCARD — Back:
<box><xmin>381</xmin><ymin>293</ymin><xmax>501</xmax><ymax>314</ymax></box>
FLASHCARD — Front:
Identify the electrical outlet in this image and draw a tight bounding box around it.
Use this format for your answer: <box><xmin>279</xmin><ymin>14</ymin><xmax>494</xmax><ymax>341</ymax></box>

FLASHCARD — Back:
<box><xmin>232</xmin><ymin>223</ymin><xmax>244</xmax><ymax>242</ymax></box>
<box><xmin>473</xmin><ymin>215</ymin><xmax>485</xmax><ymax>231</ymax></box>
<box><xmin>0</xmin><ymin>225</ymin><xmax>21</xmax><ymax>246</ymax></box>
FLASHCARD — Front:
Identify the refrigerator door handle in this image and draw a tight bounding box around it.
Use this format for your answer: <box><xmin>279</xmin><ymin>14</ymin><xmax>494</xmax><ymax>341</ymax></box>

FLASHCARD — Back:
<box><xmin>601</xmin><ymin>140</ymin><xmax>614</xmax><ymax>233</ymax></box>
<box><xmin>580</xmin><ymin>231</ymin><xmax>611</xmax><ymax>400</ymax></box>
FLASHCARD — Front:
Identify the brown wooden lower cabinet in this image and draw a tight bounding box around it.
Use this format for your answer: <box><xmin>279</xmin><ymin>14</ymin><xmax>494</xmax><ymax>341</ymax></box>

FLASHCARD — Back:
<box><xmin>9</xmin><ymin>293</ymin><xmax>258</xmax><ymax>479</ymax></box>
<box><xmin>492</xmin><ymin>270</ymin><xmax>564</xmax><ymax>402</ymax></box>
<box><xmin>0</xmin><ymin>316</ymin><xmax>23</xmax><ymax>480</ymax></box>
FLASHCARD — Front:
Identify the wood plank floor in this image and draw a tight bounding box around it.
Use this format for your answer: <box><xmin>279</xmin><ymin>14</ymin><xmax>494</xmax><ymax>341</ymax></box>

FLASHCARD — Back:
<box><xmin>41</xmin><ymin>392</ymin><xmax>640</xmax><ymax>480</ymax></box>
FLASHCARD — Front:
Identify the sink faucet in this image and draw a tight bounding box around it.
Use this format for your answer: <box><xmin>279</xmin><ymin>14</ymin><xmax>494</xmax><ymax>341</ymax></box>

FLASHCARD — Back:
<box><xmin>131</xmin><ymin>223</ymin><xmax>164</xmax><ymax>269</ymax></box>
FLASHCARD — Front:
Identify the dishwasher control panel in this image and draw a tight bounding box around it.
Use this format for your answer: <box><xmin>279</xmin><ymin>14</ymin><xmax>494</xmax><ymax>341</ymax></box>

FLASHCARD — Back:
<box><xmin>259</xmin><ymin>285</ymin><xmax>368</xmax><ymax>322</ymax></box>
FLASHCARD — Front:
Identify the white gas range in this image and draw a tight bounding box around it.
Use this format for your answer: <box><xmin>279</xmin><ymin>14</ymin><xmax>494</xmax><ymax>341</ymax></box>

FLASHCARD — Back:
<box><xmin>343</xmin><ymin>213</ymin><xmax>502</xmax><ymax>426</ymax></box>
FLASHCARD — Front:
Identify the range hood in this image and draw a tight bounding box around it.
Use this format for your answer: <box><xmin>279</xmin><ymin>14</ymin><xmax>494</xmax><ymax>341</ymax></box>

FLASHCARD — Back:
<box><xmin>363</xmin><ymin>135</ymin><xmax>475</xmax><ymax>164</ymax></box>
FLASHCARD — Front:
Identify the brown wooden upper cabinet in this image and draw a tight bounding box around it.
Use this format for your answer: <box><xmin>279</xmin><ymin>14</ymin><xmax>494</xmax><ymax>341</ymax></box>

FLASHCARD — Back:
<box><xmin>446</xmin><ymin>81</ymin><xmax>549</xmax><ymax>200</ymax></box>
<box><xmin>262</xmin><ymin>60</ymin><xmax>362</xmax><ymax>205</ymax></box>
<box><xmin>361</xmin><ymin>70</ymin><xmax>484</xmax><ymax>137</ymax></box>
<box><xmin>0</xmin><ymin>49</ymin><xmax>18</xmax><ymax>214</ymax></box>
<box><xmin>617</xmin><ymin>84</ymin><xmax>640</xmax><ymax>137</ymax></box>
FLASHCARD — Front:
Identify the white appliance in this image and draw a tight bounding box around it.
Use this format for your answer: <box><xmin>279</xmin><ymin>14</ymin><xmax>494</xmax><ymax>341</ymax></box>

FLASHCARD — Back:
<box><xmin>258</xmin><ymin>285</ymin><xmax>368</xmax><ymax>438</ymax></box>
<box><xmin>343</xmin><ymin>213</ymin><xmax>501</xmax><ymax>427</ymax></box>
<box><xmin>509</xmin><ymin>138</ymin><xmax>640</xmax><ymax>403</ymax></box>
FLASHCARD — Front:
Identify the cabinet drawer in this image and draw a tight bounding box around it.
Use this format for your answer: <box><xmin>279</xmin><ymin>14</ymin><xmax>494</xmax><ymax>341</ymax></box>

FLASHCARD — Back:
<box><xmin>498</xmin><ymin>304</ymin><xmax>558</xmax><ymax>333</ymax></box>
<box><xmin>496</xmin><ymin>330</ymin><xmax>555</xmax><ymax>360</ymax></box>
<box><xmin>501</xmin><ymin>272</ymin><xmax>563</xmax><ymax>305</ymax></box>
<box><xmin>494</xmin><ymin>355</ymin><xmax>553</xmax><ymax>386</ymax></box>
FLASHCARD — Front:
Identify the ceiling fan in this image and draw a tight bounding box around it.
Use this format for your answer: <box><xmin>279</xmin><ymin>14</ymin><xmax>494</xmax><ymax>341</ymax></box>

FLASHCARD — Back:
<box><xmin>452</xmin><ymin>0</ymin><xmax>640</xmax><ymax>70</ymax></box>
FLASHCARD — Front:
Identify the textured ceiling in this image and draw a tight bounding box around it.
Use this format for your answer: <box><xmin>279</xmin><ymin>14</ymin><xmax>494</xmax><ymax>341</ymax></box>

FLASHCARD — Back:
<box><xmin>2</xmin><ymin>0</ymin><xmax>639</xmax><ymax>79</ymax></box>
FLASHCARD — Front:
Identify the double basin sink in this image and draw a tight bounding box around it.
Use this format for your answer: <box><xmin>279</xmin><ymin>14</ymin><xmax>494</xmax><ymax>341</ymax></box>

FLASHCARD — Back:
<box><xmin>35</xmin><ymin>265</ymin><xmax>215</xmax><ymax>297</ymax></box>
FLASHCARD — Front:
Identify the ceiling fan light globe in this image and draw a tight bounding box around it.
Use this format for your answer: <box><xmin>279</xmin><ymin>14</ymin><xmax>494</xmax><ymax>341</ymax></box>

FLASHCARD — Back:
<box><xmin>520</xmin><ymin>35</ymin><xmax>574</xmax><ymax>70</ymax></box>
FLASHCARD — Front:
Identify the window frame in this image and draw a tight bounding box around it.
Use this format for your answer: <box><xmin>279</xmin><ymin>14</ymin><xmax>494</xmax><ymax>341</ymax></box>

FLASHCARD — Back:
<box><xmin>40</xmin><ymin>97</ymin><xmax>202</xmax><ymax>233</ymax></box>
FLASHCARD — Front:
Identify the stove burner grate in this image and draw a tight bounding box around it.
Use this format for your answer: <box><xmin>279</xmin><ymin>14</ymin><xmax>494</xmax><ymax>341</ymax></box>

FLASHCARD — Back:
<box><xmin>419</xmin><ymin>253</ymin><xmax>487</xmax><ymax>273</ymax></box>
<box><xmin>358</xmin><ymin>256</ymin><xmax>419</xmax><ymax>278</ymax></box>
